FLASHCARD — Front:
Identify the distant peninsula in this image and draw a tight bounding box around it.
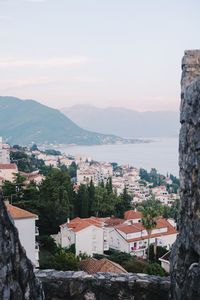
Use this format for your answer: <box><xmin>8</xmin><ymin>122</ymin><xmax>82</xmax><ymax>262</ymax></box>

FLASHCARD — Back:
<box><xmin>0</xmin><ymin>96</ymin><xmax>148</xmax><ymax>146</ymax></box>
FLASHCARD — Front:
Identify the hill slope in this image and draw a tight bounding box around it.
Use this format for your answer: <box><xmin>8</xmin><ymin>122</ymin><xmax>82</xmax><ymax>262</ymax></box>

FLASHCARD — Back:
<box><xmin>0</xmin><ymin>97</ymin><xmax>134</xmax><ymax>145</ymax></box>
<box><xmin>62</xmin><ymin>105</ymin><xmax>179</xmax><ymax>138</ymax></box>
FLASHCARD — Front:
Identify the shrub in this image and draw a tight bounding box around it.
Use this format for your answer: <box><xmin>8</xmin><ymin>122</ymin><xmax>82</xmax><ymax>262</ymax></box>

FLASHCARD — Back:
<box><xmin>144</xmin><ymin>262</ymin><xmax>166</xmax><ymax>276</ymax></box>
<box><xmin>48</xmin><ymin>251</ymin><xmax>78</xmax><ymax>271</ymax></box>
<box><xmin>122</xmin><ymin>258</ymin><xmax>148</xmax><ymax>273</ymax></box>
<box><xmin>39</xmin><ymin>235</ymin><xmax>58</xmax><ymax>254</ymax></box>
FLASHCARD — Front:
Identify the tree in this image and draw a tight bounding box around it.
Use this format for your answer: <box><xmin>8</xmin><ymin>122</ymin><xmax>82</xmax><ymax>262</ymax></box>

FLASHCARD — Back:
<box><xmin>88</xmin><ymin>180</ymin><xmax>95</xmax><ymax>216</ymax></box>
<box><xmin>75</xmin><ymin>184</ymin><xmax>89</xmax><ymax>218</ymax></box>
<box><xmin>106</xmin><ymin>177</ymin><xmax>113</xmax><ymax>194</ymax></box>
<box><xmin>115</xmin><ymin>187</ymin><xmax>132</xmax><ymax>218</ymax></box>
<box><xmin>140</xmin><ymin>199</ymin><xmax>160</xmax><ymax>262</ymax></box>
<box><xmin>68</xmin><ymin>162</ymin><xmax>77</xmax><ymax>178</ymax></box>
<box><xmin>38</xmin><ymin>169</ymin><xmax>72</xmax><ymax>235</ymax></box>
<box><xmin>30</xmin><ymin>144</ymin><xmax>38</xmax><ymax>151</ymax></box>
<box><xmin>144</xmin><ymin>262</ymin><xmax>166</xmax><ymax>276</ymax></box>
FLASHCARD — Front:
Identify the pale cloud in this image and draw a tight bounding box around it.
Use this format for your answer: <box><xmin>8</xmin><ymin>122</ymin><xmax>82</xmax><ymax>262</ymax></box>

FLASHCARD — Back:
<box><xmin>0</xmin><ymin>56</ymin><xmax>89</xmax><ymax>68</ymax></box>
<box><xmin>0</xmin><ymin>77</ymin><xmax>54</xmax><ymax>89</ymax></box>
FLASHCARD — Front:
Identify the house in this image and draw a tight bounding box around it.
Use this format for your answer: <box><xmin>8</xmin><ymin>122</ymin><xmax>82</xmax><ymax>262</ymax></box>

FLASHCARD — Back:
<box><xmin>79</xmin><ymin>258</ymin><xmax>127</xmax><ymax>274</ymax></box>
<box><xmin>54</xmin><ymin>217</ymin><xmax>109</xmax><ymax>256</ymax></box>
<box><xmin>0</xmin><ymin>163</ymin><xmax>18</xmax><ymax>182</ymax></box>
<box><xmin>124</xmin><ymin>210</ymin><xmax>142</xmax><ymax>224</ymax></box>
<box><xmin>109</xmin><ymin>218</ymin><xmax>177</xmax><ymax>258</ymax></box>
<box><xmin>5</xmin><ymin>202</ymin><xmax>39</xmax><ymax>267</ymax></box>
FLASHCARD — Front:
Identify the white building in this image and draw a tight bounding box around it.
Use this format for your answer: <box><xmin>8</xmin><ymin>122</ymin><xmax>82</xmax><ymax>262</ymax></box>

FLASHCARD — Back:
<box><xmin>5</xmin><ymin>202</ymin><xmax>39</xmax><ymax>267</ymax></box>
<box><xmin>108</xmin><ymin>217</ymin><xmax>177</xmax><ymax>258</ymax></box>
<box><xmin>0</xmin><ymin>163</ymin><xmax>18</xmax><ymax>182</ymax></box>
<box><xmin>54</xmin><ymin>217</ymin><xmax>109</xmax><ymax>256</ymax></box>
<box><xmin>0</xmin><ymin>137</ymin><xmax>10</xmax><ymax>164</ymax></box>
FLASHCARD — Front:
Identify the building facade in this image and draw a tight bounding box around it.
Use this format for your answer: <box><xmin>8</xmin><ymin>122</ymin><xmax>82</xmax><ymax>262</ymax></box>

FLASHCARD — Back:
<box><xmin>5</xmin><ymin>202</ymin><xmax>39</xmax><ymax>267</ymax></box>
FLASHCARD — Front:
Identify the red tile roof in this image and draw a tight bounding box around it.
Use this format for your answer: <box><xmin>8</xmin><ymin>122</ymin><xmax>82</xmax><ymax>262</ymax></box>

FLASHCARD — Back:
<box><xmin>79</xmin><ymin>258</ymin><xmax>127</xmax><ymax>274</ymax></box>
<box><xmin>61</xmin><ymin>217</ymin><xmax>103</xmax><ymax>232</ymax></box>
<box><xmin>5</xmin><ymin>203</ymin><xmax>38</xmax><ymax>219</ymax></box>
<box><xmin>124</xmin><ymin>210</ymin><xmax>142</xmax><ymax>220</ymax></box>
<box><xmin>115</xmin><ymin>218</ymin><xmax>177</xmax><ymax>243</ymax></box>
<box><xmin>0</xmin><ymin>163</ymin><xmax>17</xmax><ymax>170</ymax></box>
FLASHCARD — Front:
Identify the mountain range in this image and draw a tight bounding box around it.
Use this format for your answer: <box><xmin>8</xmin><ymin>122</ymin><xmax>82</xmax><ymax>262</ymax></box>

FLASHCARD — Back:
<box><xmin>0</xmin><ymin>97</ymin><xmax>140</xmax><ymax>146</ymax></box>
<box><xmin>62</xmin><ymin>105</ymin><xmax>179</xmax><ymax>138</ymax></box>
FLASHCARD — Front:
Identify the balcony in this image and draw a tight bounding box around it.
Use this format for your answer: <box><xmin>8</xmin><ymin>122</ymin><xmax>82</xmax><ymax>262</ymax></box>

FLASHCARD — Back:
<box><xmin>131</xmin><ymin>245</ymin><xmax>146</xmax><ymax>252</ymax></box>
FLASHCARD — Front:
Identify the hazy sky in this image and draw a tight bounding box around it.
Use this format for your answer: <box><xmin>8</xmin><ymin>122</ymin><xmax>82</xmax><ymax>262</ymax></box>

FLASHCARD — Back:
<box><xmin>0</xmin><ymin>0</ymin><xmax>199</xmax><ymax>111</ymax></box>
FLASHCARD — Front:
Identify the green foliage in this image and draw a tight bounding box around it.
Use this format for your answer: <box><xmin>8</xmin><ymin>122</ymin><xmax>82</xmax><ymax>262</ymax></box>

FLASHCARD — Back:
<box><xmin>37</xmin><ymin>168</ymin><xmax>73</xmax><ymax>235</ymax></box>
<box><xmin>144</xmin><ymin>262</ymin><xmax>166</xmax><ymax>276</ymax></box>
<box><xmin>10</xmin><ymin>151</ymin><xmax>45</xmax><ymax>173</ymax></box>
<box><xmin>115</xmin><ymin>187</ymin><xmax>132</xmax><ymax>218</ymax></box>
<box><xmin>123</xmin><ymin>258</ymin><xmax>148</xmax><ymax>273</ymax></box>
<box><xmin>44</xmin><ymin>149</ymin><xmax>61</xmax><ymax>156</ymax></box>
<box><xmin>42</xmin><ymin>250</ymin><xmax>78</xmax><ymax>271</ymax></box>
<box><xmin>38</xmin><ymin>235</ymin><xmax>58</xmax><ymax>255</ymax></box>
<box><xmin>109</xmin><ymin>251</ymin><xmax>132</xmax><ymax>264</ymax></box>
<box><xmin>68</xmin><ymin>162</ymin><xmax>77</xmax><ymax>178</ymax></box>
<box><xmin>139</xmin><ymin>198</ymin><xmax>160</xmax><ymax>262</ymax></box>
<box><xmin>148</xmin><ymin>244</ymin><xmax>168</xmax><ymax>263</ymax></box>
<box><xmin>30</xmin><ymin>144</ymin><xmax>39</xmax><ymax>151</ymax></box>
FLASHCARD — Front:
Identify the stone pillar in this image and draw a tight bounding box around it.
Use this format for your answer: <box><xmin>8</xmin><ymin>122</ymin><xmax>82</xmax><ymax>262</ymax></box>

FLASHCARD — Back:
<box><xmin>171</xmin><ymin>50</ymin><xmax>200</xmax><ymax>299</ymax></box>
<box><xmin>0</xmin><ymin>198</ymin><xmax>44</xmax><ymax>299</ymax></box>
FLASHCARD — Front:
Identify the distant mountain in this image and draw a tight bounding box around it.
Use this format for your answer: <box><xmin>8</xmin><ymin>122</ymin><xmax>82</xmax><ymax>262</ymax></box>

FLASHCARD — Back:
<box><xmin>0</xmin><ymin>97</ymin><xmax>140</xmax><ymax>146</ymax></box>
<box><xmin>62</xmin><ymin>105</ymin><xmax>179</xmax><ymax>138</ymax></box>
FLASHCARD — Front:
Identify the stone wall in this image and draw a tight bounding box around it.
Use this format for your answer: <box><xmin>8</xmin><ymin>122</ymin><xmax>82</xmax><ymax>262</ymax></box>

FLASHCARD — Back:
<box><xmin>170</xmin><ymin>50</ymin><xmax>200</xmax><ymax>299</ymax></box>
<box><xmin>0</xmin><ymin>199</ymin><xmax>44</xmax><ymax>300</ymax></box>
<box><xmin>36</xmin><ymin>270</ymin><xmax>170</xmax><ymax>300</ymax></box>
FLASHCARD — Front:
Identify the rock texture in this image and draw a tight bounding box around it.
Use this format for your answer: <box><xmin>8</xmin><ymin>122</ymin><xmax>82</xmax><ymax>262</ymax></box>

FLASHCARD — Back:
<box><xmin>170</xmin><ymin>50</ymin><xmax>200</xmax><ymax>299</ymax></box>
<box><xmin>0</xmin><ymin>199</ymin><xmax>44</xmax><ymax>300</ymax></box>
<box><xmin>36</xmin><ymin>270</ymin><xmax>170</xmax><ymax>300</ymax></box>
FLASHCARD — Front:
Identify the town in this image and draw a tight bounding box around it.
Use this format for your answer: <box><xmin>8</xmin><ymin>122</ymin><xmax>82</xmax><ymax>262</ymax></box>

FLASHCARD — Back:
<box><xmin>0</xmin><ymin>137</ymin><xmax>180</xmax><ymax>275</ymax></box>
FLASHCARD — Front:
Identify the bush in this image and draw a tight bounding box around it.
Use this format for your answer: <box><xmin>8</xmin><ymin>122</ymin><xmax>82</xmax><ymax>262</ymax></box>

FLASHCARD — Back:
<box><xmin>148</xmin><ymin>244</ymin><xmax>168</xmax><ymax>263</ymax></box>
<box><xmin>38</xmin><ymin>235</ymin><xmax>58</xmax><ymax>255</ymax></box>
<box><xmin>122</xmin><ymin>258</ymin><xmax>148</xmax><ymax>273</ymax></box>
<box><xmin>144</xmin><ymin>262</ymin><xmax>166</xmax><ymax>276</ymax></box>
<box><xmin>109</xmin><ymin>251</ymin><xmax>132</xmax><ymax>264</ymax></box>
<box><xmin>48</xmin><ymin>251</ymin><xmax>78</xmax><ymax>271</ymax></box>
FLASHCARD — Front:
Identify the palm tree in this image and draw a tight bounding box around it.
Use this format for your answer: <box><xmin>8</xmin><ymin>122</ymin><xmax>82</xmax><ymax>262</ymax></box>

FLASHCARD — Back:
<box><xmin>141</xmin><ymin>205</ymin><xmax>159</xmax><ymax>262</ymax></box>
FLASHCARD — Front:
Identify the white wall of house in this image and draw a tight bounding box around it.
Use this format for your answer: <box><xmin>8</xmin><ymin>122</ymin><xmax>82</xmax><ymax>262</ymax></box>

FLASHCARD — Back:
<box><xmin>159</xmin><ymin>259</ymin><xmax>170</xmax><ymax>273</ymax></box>
<box><xmin>76</xmin><ymin>225</ymin><xmax>104</xmax><ymax>256</ymax></box>
<box><xmin>14</xmin><ymin>218</ymin><xmax>38</xmax><ymax>267</ymax></box>
<box><xmin>60</xmin><ymin>226</ymin><xmax>75</xmax><ymax>248</ymax></box>
<box><xmin>109</xmin><ymin>229</ymin><xmax>129</xmax><ymax>253</ymax></box>
<box><xmin>109</xmin><ymin>228</ymin><xmax>177</xmax><ymax>257</ymax></box>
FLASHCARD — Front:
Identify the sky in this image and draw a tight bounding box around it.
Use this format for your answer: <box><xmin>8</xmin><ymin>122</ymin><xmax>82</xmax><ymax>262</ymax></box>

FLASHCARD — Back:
<box><xmin>0</xmin><ymin>0</ymin><xmax>200</xmax><ymax>111</ymax></box>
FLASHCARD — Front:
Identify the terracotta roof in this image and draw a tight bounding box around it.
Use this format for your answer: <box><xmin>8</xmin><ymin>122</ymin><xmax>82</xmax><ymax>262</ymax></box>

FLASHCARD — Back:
<box><xmin>79</xmin><ymin>258</ymin><xmax>127</xmax><ymax>274</ymax></box>
<box><xmin>61</xmin><ymin>217</ymin><xmax>103</xmax><ymax>232</ymax></box>
<box><xmin>0</xmin><ymin>163</ymin><xmax>17</xmax><ymax>170</ymax></box>
<box><xmin>104</xmin><ymin>217</ymin><xmax>124</xmax><ymax>227</ymax></box>
<box><xmin>124</xmin><ymin>210</ymin><xmax>142</xmax><ymax>220</ymax></box>
<box><xmin>115</xmin><ymin>218</ymin><xmax>177</xmax><ymax>243</ymax></box>
<box><xmin>5</xmin><ymin>203</ymin><xmax>38</xmax><ymax>219</ymax></box>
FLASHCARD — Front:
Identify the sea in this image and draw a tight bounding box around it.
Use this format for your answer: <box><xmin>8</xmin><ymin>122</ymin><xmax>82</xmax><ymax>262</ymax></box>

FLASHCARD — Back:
<box><xmin>59</xmin><ymin>137</ymin><xmax>179</xmax><ymax>177</ymax></box>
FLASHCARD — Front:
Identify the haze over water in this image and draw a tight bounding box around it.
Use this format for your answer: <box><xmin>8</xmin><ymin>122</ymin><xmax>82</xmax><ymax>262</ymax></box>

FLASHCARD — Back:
<box><xmin>60</xmin><ymin>137</ymin><xmax>179</xmax><ymax>177</ymax></box>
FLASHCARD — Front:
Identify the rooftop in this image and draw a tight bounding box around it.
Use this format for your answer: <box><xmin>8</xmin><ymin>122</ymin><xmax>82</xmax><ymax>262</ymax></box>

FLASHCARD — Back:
<box><xmin>79</xmin><ymin>258</ymin><xmax>127</xmax><ymax>274</ymax></box>
<box><xmin>0</xmin><ymin>163</ymin><xmax>17</xmax><ymax>170</ymax></box>
<box><xmin>5</xmin><ymin>203</ymin><xmax>38</xmax><ymax>220</ymax></box>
